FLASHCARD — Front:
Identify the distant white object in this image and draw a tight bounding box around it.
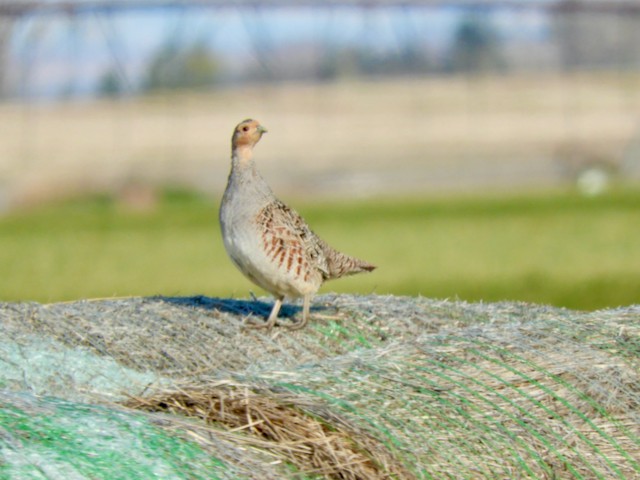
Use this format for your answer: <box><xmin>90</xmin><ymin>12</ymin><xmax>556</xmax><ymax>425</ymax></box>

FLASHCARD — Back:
<box><xmin>576</xmin><ymin>167</ymin><xmax>610</xmax><ymax>196</ymax></box>
<box><xmin>554</xmin><ymin>142</ymin><xmax>620</xmax><ymax>196</ymax></box>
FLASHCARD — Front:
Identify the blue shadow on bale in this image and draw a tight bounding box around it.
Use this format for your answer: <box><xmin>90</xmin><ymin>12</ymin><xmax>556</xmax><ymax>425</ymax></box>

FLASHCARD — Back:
<box><xmin>153</xmin><ymin>295</ymin><xmax>325</xmax><ymax>321</ymax></box>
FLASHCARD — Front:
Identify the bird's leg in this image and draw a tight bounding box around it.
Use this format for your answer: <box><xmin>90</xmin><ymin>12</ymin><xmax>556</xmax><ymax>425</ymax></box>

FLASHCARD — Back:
<box><xmin>245</xmin><ymin>296</ymin><xmax>282</xmax><ymax>330</ymax></box>
<box><xmin>286</xmin><ymin>294</ymin><xmax>311</xmax><ymax>330</ymax></box>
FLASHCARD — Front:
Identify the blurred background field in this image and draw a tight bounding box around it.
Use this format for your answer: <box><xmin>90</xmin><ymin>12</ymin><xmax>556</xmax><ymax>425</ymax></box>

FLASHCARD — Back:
<box><xmin>1</xmin><ymin>188</ymin><xmax>639</xmax><ymax>310</ymax></box>
<box><xmin>0</xmin><ymin>0</ymin><xmax>639</xmax><ymax>309</ymax></box>
<box><xmin>2</xmin><ymin>72</ymin><xmax>640</xmax><ymax>203</ymax></box>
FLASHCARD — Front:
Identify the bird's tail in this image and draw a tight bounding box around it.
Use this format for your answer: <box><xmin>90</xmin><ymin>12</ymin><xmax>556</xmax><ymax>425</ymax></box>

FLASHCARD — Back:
<box><xmin>324</xmin><ymin>248</ymin><xmax>376</xmax><ymax>280</ymax></box>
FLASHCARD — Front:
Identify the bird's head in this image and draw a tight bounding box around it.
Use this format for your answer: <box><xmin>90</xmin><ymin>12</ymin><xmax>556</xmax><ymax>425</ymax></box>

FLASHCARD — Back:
<box><xmin>232</xmin><ymin>119</ymin><xmax>267</xmax><ymax>150</ymax></box>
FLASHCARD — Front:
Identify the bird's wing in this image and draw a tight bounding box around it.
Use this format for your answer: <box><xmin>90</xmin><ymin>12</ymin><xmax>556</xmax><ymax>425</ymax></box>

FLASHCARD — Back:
<box><xmin>256</xmin><ymin>200</ymin><xmax>330</xmax><ymax>279</ymax></box>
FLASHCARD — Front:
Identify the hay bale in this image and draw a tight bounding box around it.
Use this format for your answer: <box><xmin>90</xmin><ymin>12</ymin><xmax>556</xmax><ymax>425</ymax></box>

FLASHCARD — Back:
<box><xmin>1</xmin><ymin>295</ymin><xmax>638</xmax><ymax>479</ymax></box>
<box><xmin>0</xmin><ymin>390</ymin><xmax>286</xmax><ymax>479</ymax></box>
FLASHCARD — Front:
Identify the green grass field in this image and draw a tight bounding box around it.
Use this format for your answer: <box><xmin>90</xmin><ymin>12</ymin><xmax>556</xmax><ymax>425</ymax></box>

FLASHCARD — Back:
<box><xmin>1</xmin><ymin>189</ymin><xmax>639</xmax><ymax>310</ymax></box>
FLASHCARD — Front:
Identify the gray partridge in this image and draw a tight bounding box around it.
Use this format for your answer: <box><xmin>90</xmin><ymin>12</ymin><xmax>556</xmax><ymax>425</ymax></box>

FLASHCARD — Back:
<box><xmin>219</xmin><ymin>119</ymin><xmax>376</xmax><ymax>329</ymax></box>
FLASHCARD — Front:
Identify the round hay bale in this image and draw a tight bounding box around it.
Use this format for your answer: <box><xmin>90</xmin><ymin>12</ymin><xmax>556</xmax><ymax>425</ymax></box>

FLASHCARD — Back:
<box><xmin>1</xmin><ymin>295</ymin><xmax>638</xmax><ymax>479</ymax></box>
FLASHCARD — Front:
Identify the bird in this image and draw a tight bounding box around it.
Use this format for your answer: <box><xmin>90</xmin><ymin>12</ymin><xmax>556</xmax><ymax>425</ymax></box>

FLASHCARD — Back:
<box><xmin>219</xmin><ymin>119</ymin><xmax>376</xmax><ymax>330</ymax></box>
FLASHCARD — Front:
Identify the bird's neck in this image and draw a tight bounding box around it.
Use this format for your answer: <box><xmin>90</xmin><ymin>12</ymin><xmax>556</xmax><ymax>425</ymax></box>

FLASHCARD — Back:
<box><xmin>231</xmin><ymin>144</ymin><xmax>254</xmax><ymax>169</ymax></box>
<box><xmin>227</xmin><ymin>145</ymin><xmax>274</xmax><ymax>202</ymax></box>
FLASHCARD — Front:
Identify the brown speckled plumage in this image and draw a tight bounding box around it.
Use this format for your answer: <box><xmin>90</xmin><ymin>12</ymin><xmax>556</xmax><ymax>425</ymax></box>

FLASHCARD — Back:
<box><xmin>219</xmin><ymin>119</ymin><xmax>375</xmax><ymax>330</ymax></box>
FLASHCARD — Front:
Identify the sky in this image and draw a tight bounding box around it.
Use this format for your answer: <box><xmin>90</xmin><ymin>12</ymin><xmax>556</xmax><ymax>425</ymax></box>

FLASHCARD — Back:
<box><xmin>7</xmin><ymin>5</ymin><xmax>548</xmax><ymax>98</ymax></box>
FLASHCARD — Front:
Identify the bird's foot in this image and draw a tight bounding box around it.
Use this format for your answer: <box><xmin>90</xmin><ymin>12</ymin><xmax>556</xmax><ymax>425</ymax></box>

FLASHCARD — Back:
<box><xmin>243</xmin><ymin>315</ymin><xmax>277</xmax><ymax>330</ymax></box>
<box><xmin>281</xmin><ymin>314</ymin><xmax>309</xmax><ymax>330</ymax></box>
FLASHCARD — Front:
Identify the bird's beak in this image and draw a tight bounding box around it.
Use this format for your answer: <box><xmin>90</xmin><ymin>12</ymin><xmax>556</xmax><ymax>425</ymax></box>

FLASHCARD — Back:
<box><xmin>258</xmin><ymin>125</ymin><xmax>268</xmax><ymax>134</ymax></box>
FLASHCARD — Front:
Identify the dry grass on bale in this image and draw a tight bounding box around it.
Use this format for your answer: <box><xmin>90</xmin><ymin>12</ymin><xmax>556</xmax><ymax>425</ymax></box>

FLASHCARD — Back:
<box><xmin>125</xmin><ymin>380</ymin><xmax>412</xmax><ymax>480</ymax></box>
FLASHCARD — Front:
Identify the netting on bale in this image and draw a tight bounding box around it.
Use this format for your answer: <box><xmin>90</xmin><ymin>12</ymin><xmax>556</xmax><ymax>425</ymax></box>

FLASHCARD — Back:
<box><xmin>1</xmin><ymin>294</ymin><xmax>639</xmax><ymax>479</ymax></box>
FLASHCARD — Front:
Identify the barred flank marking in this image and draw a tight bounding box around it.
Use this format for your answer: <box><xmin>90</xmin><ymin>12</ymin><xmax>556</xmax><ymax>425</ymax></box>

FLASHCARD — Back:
<box><xmin>255</xmin><ymin>200</ymin><xmax>374</xmax><ymax>286</ymax></box>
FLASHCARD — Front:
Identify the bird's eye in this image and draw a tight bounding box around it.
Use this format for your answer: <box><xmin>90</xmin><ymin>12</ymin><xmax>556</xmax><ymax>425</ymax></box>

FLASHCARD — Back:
<box><xmin>242</xmin><ymin>126</ymin><xmax>250</xmax><ymax>132</ymax></box>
